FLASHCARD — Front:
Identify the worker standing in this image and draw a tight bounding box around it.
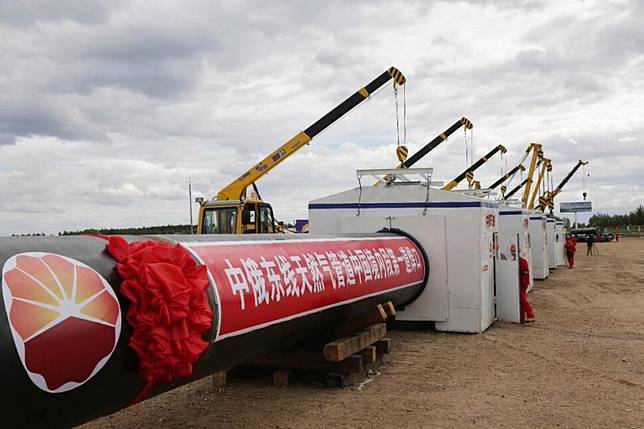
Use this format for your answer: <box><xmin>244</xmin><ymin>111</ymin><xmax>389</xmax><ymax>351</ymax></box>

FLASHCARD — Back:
<box><xmin>586</xmin><ymin>233</ymin><xmax>595</xmax><ymax>256</ymax></box>
<box><xmin>512</xmin><ymin>244</ymin><xmax>535</xmax><ymax>323</ymax></box>
<box><xmin>565</xmin><ymin>235</ymin><xmax>576</xmax><ymax>268</ymax></box>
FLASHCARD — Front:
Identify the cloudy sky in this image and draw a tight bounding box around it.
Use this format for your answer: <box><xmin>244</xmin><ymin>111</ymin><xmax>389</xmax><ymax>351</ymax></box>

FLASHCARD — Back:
<box><xmin>1</xmin><ymin>0</ymin><xmax>642</xmax><ymax>235</ymax></box>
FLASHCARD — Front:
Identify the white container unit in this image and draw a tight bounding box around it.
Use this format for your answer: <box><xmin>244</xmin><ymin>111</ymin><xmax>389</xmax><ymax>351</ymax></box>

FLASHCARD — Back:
<box><xmin>546</xmin><ymin>218</ymin><xmax>557</xmax><ymax>270</ymax></box>
<box><xmin>309</xmin><ymin>172</ymin><xmax>498</xmax><ymax>334</ymax></box>
<box><xmin>529</xmin><ymin>212</ymin><xmax>549</xmax><ymax>280</ymax></box>
<box><xmin>556</xmin><ymin>221</ymin><xmax>567</xmax><ymax>267</ymax></box>
<box><xmin>496</xmin><ymin>205</ymin><xmax>534</xmax><ymax>323</ymax></box>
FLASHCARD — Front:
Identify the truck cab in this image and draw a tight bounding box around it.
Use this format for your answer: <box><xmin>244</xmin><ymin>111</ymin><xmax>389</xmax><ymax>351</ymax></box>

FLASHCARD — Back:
<box><xmin>197</xmin><ymin>199</ymin><xmax>276</xmax><ymax>234</ymax></box>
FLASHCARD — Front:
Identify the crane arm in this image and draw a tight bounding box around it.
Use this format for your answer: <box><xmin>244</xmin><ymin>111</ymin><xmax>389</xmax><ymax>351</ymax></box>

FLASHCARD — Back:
<box><xmin>489</xmin><ymin>164</ymin><xmax>525</xmax><ymax>190</ymax></box>
<box><xmin>503</xmin><ymin>177</ymin><xmax>529</xmax><ymax>200</ymax></box>
<box><xmin>538</xmin><ymin>160</ymin><xmax>588</xmax><ymax>211</ymax></box>
<box><xmin>504</xmin><ymin>157</ymin><xmax>543</xmax><ymax>200</ymax></box>
<box><xmin>528</xmin><ymin>158</ymin><xmax>551</xmax><ymax>209</ymax></box>
<box><xmin>521</xmin><ymin>143</ymin><xmax>544</xmax><ymax>208</ymax></box>
<box><xmin>216</xmin><ymin>66</ymin><xmax>406</xmax><ymax>200</ymax></box>
<box><xmin>442</xmin><ymin>144</ymin><xmax>508</xmax><ymax>191</ymax></box>
<box><xmin>403</xmin><ymin>117</ymin><xmax>473</xmax><ymax>168</ymax></box>
<box><xmin>374</xmin><ymin>117</ymin><xmax>473</xmax><ymax>186</ymax></box>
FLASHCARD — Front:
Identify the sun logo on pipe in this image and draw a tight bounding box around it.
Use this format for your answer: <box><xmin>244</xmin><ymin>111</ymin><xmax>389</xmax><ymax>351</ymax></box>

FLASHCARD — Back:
<box><xmin>1</xmin><ymin>253</ymin><xmax>121</xmax><ymax>393</ymax></box>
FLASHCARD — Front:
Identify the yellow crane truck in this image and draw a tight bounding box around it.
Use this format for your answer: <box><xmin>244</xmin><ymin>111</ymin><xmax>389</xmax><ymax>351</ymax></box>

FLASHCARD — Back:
<box><xmin>196</xmin><ymin>66</ymin><xmax>406</xmax><ymax>234</ymax></box>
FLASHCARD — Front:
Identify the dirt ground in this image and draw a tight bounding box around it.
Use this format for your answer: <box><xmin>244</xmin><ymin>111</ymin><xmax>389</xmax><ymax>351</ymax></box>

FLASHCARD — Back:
<box><xmin>81</xmin><ymin>237</ymin><xmax>644</xmax><ymax>429</ymax></box>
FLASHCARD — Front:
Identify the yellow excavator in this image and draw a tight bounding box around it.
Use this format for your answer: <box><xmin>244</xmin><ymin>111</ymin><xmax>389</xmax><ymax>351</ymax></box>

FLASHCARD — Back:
<box><xmin>442</xmin><ymin>144</ymin><xmax>508</xmax><ymax>191</ymax></box>
<box><xmin>196</xmin><ymin>66</ymin><xmax>406</xmax><ymax>234</ymax></box>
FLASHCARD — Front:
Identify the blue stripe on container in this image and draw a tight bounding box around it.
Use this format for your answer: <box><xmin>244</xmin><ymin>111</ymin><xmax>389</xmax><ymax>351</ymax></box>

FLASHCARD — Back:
<box><xmin>499</xmin><ymin>210</ymin><xmax>523</xmax><ymax>216</ymax></box>
<box><xmin>529</xmin><ymin>216</ymin><xmax>543</xmax><ymax>220</ymax></box>
<box><xmin>308</xmin><ymin>201</ymin><xmax>498</xmax><ymax>210</ymax></box>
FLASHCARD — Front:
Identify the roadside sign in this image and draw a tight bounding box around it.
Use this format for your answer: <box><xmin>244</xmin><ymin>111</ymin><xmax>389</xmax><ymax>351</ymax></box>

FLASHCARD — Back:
<box><xmin>560</xmin><ymin>201</ymin><xmax>592</xmax><ymax>213</ymax></box>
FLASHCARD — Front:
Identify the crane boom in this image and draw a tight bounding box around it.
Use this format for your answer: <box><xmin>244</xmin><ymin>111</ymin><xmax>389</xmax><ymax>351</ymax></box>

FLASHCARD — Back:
<box><xmin>521</xmin><ymin>143</ymin><xmax>544</xmax><ymax>208</ymax></box>
<box><xmin>442</xmin><ymin>145</ymin><xmax>507</xmax><ymax>191</ymax></box>
<box><xmin>489</xmin><ymin>164</ymin><xmax>525</xmax><ymax>189</ymax></box>
<box><xmin>538</xmin><ymin>160</ymin><xmax>588</xmax><ymax>211</ymax></box>
<box><xmin>504</xmin><ymin>177</ymin><xmax>529</xmax><ymax>200</ymax></box>
<box><xmin>216</xmin><ymin>66</ymin><xmax>406</xmax><ymax>201</ymax></box>
<box><xmin>528</xmin><ymin>158</ymin><xmax>551</xmax><ymax>209</ymax></box>
<box><xmin>403</xmin><ymin>117</ymin><xmax>473</xmax><ymax>167</ymax></box>
<box><xmin>374</xmin><ymin>117</ymin><xmax>473</xmax><ymax>186</ymax></box>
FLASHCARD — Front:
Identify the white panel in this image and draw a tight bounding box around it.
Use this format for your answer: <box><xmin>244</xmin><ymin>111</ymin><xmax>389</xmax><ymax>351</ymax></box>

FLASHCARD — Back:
<box><xmin>547</xmin><ymin>222</ymin><xmax>557</xmax><ymax>269</ymax></box>
<box><xmin>435</xmin><ymin>308</ymin><xmax>483</xmax><ymax>333</ymax></box>
<box><xmin>496</xmin><ymin>234</ymin><xmax>520</xmax><ymax>323</ymax></box>
<box><xmin>393</xmin><ymin>215</ymin><xmax>449</xmax><ymax>321</ymax></box>
<box><xmin>446</xmin><ymin>213</ymin><xmax>481</xmax><ymax>309</ymax></box>
<box><xmin>556</xmin><ymin>225</ymin><xmax>567</xmax><ymax>267</ymax></box>
<box><xmin>529</xmin><ymin>217</ymin><xmax>549</xmax><ymax>280</ymax></box>
<box><xmin>521</xmin><ymin>217</ymin><xmax>534</xmax><ymax>291</ymax></box>
<box><xmin>309</xmin><ymin>209</ymin><xmax>346</xmax><ymax>234</ymax></box>
<box><xmin>435</xmin><ymin>212</ymin><xmax>485</xmax><ymax>333</ymax></box>
<box><xmin>479</xmin><ymin>212</ymin><xmax>496</xmax><ymax>330</ymax></box>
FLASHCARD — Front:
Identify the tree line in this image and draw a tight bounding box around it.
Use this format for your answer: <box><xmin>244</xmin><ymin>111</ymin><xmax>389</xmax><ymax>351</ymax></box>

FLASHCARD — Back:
<box><xmin>59</xmin><ymin>224</ymin><xmax>196</xmax><ymax>236</ymax></box>
<box><xmin>588</xmin><ymin>205</ymin><xmax>644</xmax><ymax>229</ymax></box>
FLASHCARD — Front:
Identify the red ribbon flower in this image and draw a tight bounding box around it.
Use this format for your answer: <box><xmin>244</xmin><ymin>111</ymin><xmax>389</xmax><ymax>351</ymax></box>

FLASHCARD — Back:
<box><xmin>103</xmin><ymin>236</ymin><xmax>213</xmax><ymax>403</ymax></box>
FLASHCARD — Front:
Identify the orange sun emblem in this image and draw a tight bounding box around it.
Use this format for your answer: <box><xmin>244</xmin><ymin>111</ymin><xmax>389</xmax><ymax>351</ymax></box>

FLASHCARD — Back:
<box><xmin>1</xmin><ymin>253</ymin><xmax>121</xmax><ymax>393</ymax></box>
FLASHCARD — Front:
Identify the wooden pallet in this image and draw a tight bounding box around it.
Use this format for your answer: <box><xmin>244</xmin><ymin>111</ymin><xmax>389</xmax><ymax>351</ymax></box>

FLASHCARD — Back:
<box><xmin>212</xmin><ymin>301</ymin><xmax>396</xmax><ymax>388</ymax></box>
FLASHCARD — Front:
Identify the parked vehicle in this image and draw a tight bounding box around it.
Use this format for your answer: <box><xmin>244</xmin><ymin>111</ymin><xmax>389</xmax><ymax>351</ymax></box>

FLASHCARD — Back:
<box><xmin>570</xmin><ymin>227</ymin><xmax>614</xmax><ymax>242</ymax></box>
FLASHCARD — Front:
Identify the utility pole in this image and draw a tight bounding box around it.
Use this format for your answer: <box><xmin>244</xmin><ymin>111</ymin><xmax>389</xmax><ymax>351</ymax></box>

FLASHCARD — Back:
<box><xmin>188</xmin><ymin>177</ymin><xmax>194</xmax><ymax>234</ymax></box>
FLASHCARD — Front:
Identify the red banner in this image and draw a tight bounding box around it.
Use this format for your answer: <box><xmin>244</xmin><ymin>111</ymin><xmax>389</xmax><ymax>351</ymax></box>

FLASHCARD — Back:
<box><xmin>182</xmin><ymin>237</ymin><xmax>425</xmax><ymax>339</ymax></box>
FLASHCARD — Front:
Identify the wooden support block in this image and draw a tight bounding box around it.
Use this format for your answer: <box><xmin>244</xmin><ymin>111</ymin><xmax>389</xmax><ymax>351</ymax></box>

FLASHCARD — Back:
<box><xmin>323</xmin><ymin>323</ymin><xmax>387</xmax><ymax>362</ymax></box>
<box><xmin>365</xmin><ymin>354</ymin><xmax>384</xmax><ymax>373</ymax></box>
<box><xmin>333</xmin><ymin>304</ymin><xmax>390</xmax><ymax>337</ymax></box>
<box><xmin>384</xmin><ymin>301</ymin><xmax>396</xmax><ymax>317</ymax></box>
<box><xmin>211</xmin><ymin>370</ymin><xmax>227</xmax><ymax>387</ymax></box>
<box><xmin>326</xmin><ymin>371</ymin><xmax>361</xmax><ymax>388</ymax></box>
<box><xmin>343</xmin><ymin>355</ymin><xmax>365</xmax><ymax>374</ymax></box>
<box><xmin>375</xmin><ymin>338</ymin><xmax>392</xmax><ymax>355</ymax></box>
<box><xmin>377</xmin><ymin>304</ymin><xmax>388</xmax><ymax>321</ymax></box>
<box><xmin>248</xmin><ymin>351</ymin><xmax>364</xmax><ymax>374</ymax></box>
<box><xmin>273</xmin><ymin>369</ymin><xmax>291</xmax><ymax>387</ymax></box>
<box><xmin>360</xmin><ymin>346</ymin><xmax>377</xmax><ymax>363</ymax></box>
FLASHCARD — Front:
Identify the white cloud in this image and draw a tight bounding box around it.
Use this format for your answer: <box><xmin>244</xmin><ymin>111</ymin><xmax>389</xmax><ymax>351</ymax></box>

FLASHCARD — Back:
<box><xmin>1</xmin><ymin>0</ymin><xmax>643</xmax><ymax>234</ymax></box>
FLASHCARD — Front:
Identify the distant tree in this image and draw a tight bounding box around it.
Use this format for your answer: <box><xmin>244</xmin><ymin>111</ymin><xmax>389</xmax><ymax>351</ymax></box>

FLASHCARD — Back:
<box><xmin>588</xmin><ymin>205</ymin><xmax>644</xmax><ymax>229</ymax></box>
<box><xmin>59</xmin><ymin>224</ymin><xmax>196</xmax><ymax>236</ymax></box>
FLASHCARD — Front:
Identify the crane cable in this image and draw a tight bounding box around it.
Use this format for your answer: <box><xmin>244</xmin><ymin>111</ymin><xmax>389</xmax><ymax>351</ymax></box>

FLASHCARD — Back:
<box><xmin>394</xmin><ymin>84</ymin><xmax>400</xmax><ymax>147</ymax></box>
<box><xmin>464</xmin><ymin>125</ymin><xmax>470</xmax><ymax>170</ymax></box>
<box><xmin>403</xmin><ymin>84</ymin><xmax>407</xmax><ymax>147</ymax></box>
<box><xmin>582</xmin><ymin>162</ymin><xmax>589</xmax><ymax>200</ymax></box>
<box><xmin>393</xmin><ymin>82</ymin><xmax>408</xmax><ymax>164</ymax></box>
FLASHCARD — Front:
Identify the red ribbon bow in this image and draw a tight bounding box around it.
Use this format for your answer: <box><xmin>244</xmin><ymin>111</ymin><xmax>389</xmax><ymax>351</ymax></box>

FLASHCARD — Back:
<box><xmin>103</xmin><ymin>236</ymin><xmax>213</xmax><ymax>404</ymax></box>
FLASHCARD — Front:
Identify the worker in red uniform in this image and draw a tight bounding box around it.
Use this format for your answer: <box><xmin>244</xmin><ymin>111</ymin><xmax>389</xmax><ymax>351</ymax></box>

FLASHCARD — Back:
<box><xmin>511</xmin><ymin>244</ymin><xmax>535</xmax><ymax>323</ymax></box>
<box><xmin>564</xmin><ymin>235</ymin><xmax>576</xmax><ymax>268</ymax></box>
